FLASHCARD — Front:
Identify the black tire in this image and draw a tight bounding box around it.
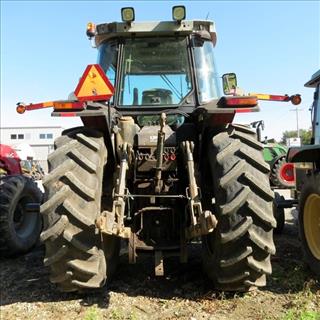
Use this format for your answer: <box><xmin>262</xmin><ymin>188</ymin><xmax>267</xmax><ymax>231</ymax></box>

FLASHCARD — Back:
<box><xmin>202</xmin><ymin>124</ymin><xmax>276</xmax><ymax>291</ymax></box>
<box><xmin>298</xmin><ymin>173</ymin><xmax>320</xmax><ymax>277</ymax></box>
<box><xmin>40</xmin><ymin>127</ymin><xmax>120</xmax><ymax>292</ymax></box>
<box><xmin>0</xmin><ymin>175</ymin><xmax>42</xmax><ymax>257</ymax></box>
<box><xmin>273</xmin><ymin>192</ymin><xmax>285</xmax><ymax>234</ymax></box>
<box><xmin>270</xmin><ymin>156</ymin><xmax>292</xmax><ymax>188</ymax></box>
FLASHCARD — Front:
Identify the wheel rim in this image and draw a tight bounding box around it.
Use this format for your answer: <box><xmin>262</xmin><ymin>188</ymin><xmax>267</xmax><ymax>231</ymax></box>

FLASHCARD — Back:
<box><xmin>303</xmin><ymin>193</ymin><xmax>320</xmax><ymax>259</ymax></box>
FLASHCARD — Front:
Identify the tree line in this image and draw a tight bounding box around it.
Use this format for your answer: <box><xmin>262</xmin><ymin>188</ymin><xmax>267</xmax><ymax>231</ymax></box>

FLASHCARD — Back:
<box><xmin>280</xmin><ymin>128</ymin><xmax>312</xmax><ymax>145</ymax></box>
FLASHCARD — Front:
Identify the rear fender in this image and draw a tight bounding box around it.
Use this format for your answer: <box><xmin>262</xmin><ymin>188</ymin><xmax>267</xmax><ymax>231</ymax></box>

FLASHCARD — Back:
<box><xmin>287</xmin><ymin>145</ymin><xmax>320</xmax><ymax>164</ymax></box>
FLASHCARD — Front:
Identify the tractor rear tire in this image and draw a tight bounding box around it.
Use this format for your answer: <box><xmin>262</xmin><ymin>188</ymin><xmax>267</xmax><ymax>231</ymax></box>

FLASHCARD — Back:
<box><xmin>202</xmin><ymin>124</ymin><xmax>276</xmax><ymax>291</ymax></box>
<box><xmin>0</xmin><ymin>175</ymin><xmax>42</xmax><ymax>257</ymax></box>
<box><xmin>298</xmin><ymin>173</ymin><xmax>320</xmax><ymax>277</ymax></box>
<box><xmin>41</xmin><ymin>127</ymin><xmax>120</xmax><ymax>292</ymax></box>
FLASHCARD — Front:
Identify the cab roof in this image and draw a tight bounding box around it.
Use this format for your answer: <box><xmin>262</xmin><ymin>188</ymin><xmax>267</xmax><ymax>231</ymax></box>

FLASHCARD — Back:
<box><xmin>95</xmin><ymin>20</ymin><xmax>216</xmax><ymax>47</ymax></box>
<box><xmin>305</xmin><ymin>69</ymin><xmax>320</xmax><ymax>87</ymax></box>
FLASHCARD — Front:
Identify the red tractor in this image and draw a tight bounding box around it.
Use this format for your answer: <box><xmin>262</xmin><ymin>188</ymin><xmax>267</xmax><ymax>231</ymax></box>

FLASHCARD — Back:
<box><xmin>0</xmin><ymin>144</ymin><xmax>42</xmax><ymax>257</ymax></box>
<box><xmin>16</xmin><ymin>7</ymin><xmax>301</xmax><ymax>292</ymax></box>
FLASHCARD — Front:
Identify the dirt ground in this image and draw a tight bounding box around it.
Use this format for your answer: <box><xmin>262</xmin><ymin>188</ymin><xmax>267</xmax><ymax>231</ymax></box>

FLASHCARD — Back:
<box><xmin>1</xmin><ymin>206</ymin><xmax>319</xmax><ymax>320</ymax></box>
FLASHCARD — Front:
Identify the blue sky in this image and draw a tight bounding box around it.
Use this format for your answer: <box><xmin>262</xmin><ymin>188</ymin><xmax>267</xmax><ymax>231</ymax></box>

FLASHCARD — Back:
<box><xmin>1</xmin><ymin>1</ymin><xmax>319</xmax><ymax>140</ymax></box>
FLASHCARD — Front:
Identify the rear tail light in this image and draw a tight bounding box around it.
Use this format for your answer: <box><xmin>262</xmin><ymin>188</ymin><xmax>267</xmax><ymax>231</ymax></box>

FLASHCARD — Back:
<box><xmin>53</xmin><ymin>101</ymin><xmax>85</xmax><ymax>110</ymax></box>
<box><xmin>235</xmin><ymin>108</ymin><xmax>254</xmax><ymax>113</ymax></box>
<box><xmin>225</xmin><ymin>97</ymin><xmax>258</xmax><ymax>107</ymax></box>
<box><xmin>219</xmin><ymin>96</ymin><xmax>258</xmax><ymax>110</ymax></box>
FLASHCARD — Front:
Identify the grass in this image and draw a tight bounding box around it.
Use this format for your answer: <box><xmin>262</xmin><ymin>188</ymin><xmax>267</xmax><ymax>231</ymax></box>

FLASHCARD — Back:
<box><xmin>283</xmin><ymin>310</ymin><xmax>320</xmax><ymax>320</ymax></box>
<box><xmin>282</xmin><ymin>281</ymin><xmax>320</xmax><ymax>320</ymax></box>
<box><xmin>82</xmin><ymin>306</ymin><xmax>102</xmax><ymax>320</ymax></box>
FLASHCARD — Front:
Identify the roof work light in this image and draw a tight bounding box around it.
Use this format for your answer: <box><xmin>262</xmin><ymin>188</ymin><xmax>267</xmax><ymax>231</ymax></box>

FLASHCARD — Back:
<box><xmin>172</xmin><ymin>6</ymin><xmax>186</xmax><ymax>22</ymax></box>
<box><xmin>121</xmin><ymin>7</ymin><xmax>135</xmax><ymax>23</ymax></box>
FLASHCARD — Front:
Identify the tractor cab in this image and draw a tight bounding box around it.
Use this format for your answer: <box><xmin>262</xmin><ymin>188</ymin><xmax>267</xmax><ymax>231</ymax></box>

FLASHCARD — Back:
<box><xmin>305</xmin><ymin>69</ymin><xmax>320</xmax><ymax>145</ymax></box>
<box><xmin>94</xmin><ymin>7</ymin><xmax>221</xmax><ymax>116</ymax></box>
<box><xmin>287</xmin><ymin>70</ymin><xmax>320</xmax><ymax>163</ymax></box>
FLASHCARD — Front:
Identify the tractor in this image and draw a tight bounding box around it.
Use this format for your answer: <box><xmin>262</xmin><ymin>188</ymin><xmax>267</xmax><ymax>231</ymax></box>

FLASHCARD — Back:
<box><xmin>250</xmin><ymin>120</ymin><xmax>295</xmax><ymax>189</ymax></box>
<box><xmin>17</xmin><ymin>6</ymin><xmax>301</xmax><ymax>292</ymax></box>
<box><xmin>287</xmin><ymin>69</ymin><xmax>320</xmax><ymax>277</ymax></box>
<box><xmin>0</xmin><ymin>144</ymin><xmax>42</xmax><ymax>257</ymax></box>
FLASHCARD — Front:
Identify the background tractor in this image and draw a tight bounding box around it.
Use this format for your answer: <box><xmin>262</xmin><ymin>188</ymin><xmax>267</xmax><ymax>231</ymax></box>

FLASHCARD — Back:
<box><xmin>287</xmin><ymin>69</ymin><xmax>320</xmax><ymax>277</ymax></box>
<box><xmin>17</xmin><ymin>6</ymin><xmax>300</xmax><ymax>293</ymax></box>
<box><xmin>0</xmin><ymin>144</ymin><xmax>42</xmax><ymax>257</ymax></box>
<box><xmin>251</xmin><ymin>120</ymin><xmax>295</xmax><ymax>189</ymax></box>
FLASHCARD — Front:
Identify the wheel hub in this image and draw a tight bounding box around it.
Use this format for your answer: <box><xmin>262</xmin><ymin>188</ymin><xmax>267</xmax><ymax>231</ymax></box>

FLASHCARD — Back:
<box><xmin>303</xmin><ymin>193</ymin><xmax>320</xmax><ymax>259</ymax></box>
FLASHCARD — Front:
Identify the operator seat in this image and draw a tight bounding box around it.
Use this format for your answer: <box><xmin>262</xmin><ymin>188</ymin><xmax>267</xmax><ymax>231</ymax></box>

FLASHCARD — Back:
<box><xmin>137</xmin><ymin>88</ymin><xmax>184</xmax><ymax>127</ymax></box>
<box><xmin>141</xmin><ymin>88</ymin><xmax>173</xmax><ymax>105</ymax></box>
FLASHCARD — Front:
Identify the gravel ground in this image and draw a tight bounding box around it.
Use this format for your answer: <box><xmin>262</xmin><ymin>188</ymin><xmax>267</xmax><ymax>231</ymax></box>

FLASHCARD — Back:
<box><xmin>1</xmin><ymin>196</ymin><xmax>319</xmax><ymax>320</ymax></box>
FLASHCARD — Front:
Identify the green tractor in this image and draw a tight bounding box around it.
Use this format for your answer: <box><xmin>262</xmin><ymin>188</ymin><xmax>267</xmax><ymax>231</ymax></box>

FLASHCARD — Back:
<box><xmin>17</xmin><ymin>7</ymin><xmax>300</xmax><ymax>293</ymax></box>
<box><xmin>287</xmin><ymin>69</ymin><xmax>320</xmax><ymax>277</ymax></box>
<box><xmin>263</xmin><ymin>143</ymin><xmax>293</xmax><ymax>188</ymax></box>
<box><xmin>250</xmin><ymin>120</ymin><xmax>295</xmax><ymax>189</ymax></box>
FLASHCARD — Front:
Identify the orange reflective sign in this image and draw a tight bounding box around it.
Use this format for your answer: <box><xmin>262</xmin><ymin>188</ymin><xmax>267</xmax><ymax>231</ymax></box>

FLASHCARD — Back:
<box><xmin>74</xmin><ymin>64</ymin><xmax>114</xmax><ymax>102</ymax></box>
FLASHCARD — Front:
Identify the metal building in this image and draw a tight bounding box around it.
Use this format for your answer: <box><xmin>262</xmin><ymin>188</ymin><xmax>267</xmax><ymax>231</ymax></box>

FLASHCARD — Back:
<box><xmin>0</xmin><ymin>126</ymin><xmax>63</xmax><ymax>172</ymax></box>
